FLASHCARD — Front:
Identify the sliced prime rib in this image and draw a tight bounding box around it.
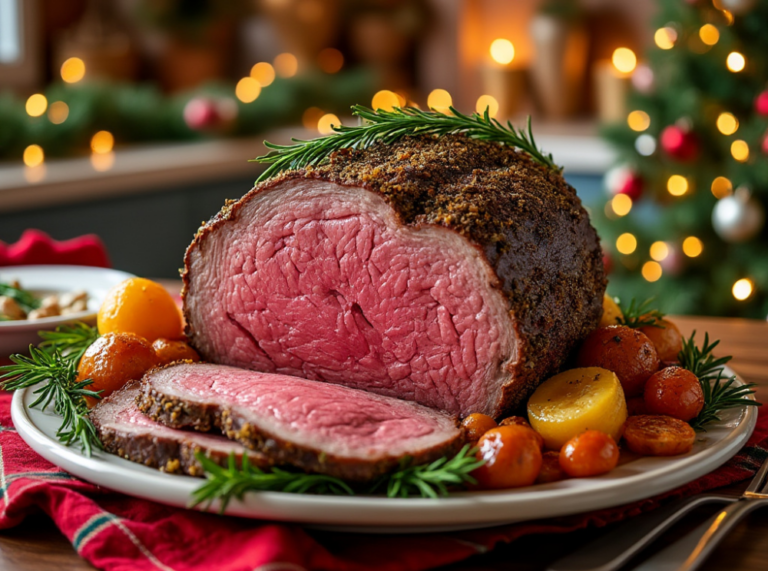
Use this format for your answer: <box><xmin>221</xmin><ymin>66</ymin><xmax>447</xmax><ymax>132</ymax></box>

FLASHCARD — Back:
<box><xmin>90</xmin><ymin>381</ymin><xmax>268</xmax><ymax>477</ymax></box>
<box><xmin>183</xmin><ymin>135</ymin><xmax>606</xmax><ymax>418</ymax></box>
<box><xmin>137</xmin><ymin>362</ymin><xmax>464</xmax><ymax>482</ymax></box>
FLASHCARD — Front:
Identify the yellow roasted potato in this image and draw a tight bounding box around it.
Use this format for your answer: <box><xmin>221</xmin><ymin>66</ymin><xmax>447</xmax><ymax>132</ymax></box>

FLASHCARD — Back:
<box><xmin>527</xmin><ymin>367</ymin><xmax>628</xmax><ymax>450</ymax></box>
<box><xmin>599</xmin><ymin>295</ymin><xmax>624</xmax><ymax>327</ymax></box>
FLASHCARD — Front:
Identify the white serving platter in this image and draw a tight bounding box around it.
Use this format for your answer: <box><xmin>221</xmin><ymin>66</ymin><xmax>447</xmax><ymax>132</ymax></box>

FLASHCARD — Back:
<box><xmin>0</xmin><ymin>265</ymin><xmax>135</xmax><ymax>355</ymax></box>
<box><xmin>11</xmin><ymin>366</ymin><xmax>756</xmax><ymax>533</ymax></box>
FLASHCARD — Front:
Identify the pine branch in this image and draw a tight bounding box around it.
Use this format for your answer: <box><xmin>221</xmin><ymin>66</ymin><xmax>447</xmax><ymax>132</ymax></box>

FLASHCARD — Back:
<box><xmin>38</xmin><ymin>322</ymin><xmax>100</xmax><ymax>362</ymax></box>
<box><xmin>0</xmin><ymin>282</ymin><xmax>40</xmax><ymax>312</ymax></box>
<box><xmin>617</xmin><ymin>298</ymin><xmax>665</xmax><ymax>329</ymax></box>
<box><xmin>0</xmin><ymin>345</ymin><xmax>101</xmax><ymax>455</ymax></box>
<box><xmin>253</xmin><ymin>105</ymin><xmax>560</xmax><ymax>183</ymax></box>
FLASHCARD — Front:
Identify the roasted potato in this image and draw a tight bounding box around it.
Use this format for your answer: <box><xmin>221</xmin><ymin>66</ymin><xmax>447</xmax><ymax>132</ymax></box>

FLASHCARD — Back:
<box><xmin>623</xmin><ymin>415</ymin><xmax>696</xmax><ymax>456</ymax></box>
<box><xmin>599</xmin><ymin>295</ymin><xmax>624</xmax><ymax>328</ymax></box>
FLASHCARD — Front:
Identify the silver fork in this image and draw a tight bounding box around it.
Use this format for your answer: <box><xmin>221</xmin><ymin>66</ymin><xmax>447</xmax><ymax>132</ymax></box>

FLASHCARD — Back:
<box><xmin>548</xmin><ymin>452</ymin><xmax>768</xmax><ymax>571</ymax></box>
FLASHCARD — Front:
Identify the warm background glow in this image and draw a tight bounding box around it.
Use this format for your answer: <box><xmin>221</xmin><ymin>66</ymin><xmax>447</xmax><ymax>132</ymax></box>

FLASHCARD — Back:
<box><xmin>667</xmin><ymin>175</ymin><xmax>689</xmax><ymax>196</ymax></box>
<box><xmin>654</xmin><ymin>28</ymin><xmax>677</xmax><ymax>50</ymax></box>
<box><xmin>61</xmin><ymin>57</ymin><xmax>85</xmax><ymax>83</ymax></box>
<box><xmin>23</xmin><ymin>144</ymin><xmax>44</xmax><ymax>167</ymax></box>
<box><xmin>612</xmin><ymin>48</ymin><xmax>637</xmax><ymax>73</ymax></box>
<box><xmin>732</xmin><ymin>278</ymin><xmax>753</xmax><ymax>300</ymax></box>
<box><xmin>475</xmin><ymin>95</ymin><xmax>499</xmax><ymax>117</ymax></box>
<box><xmin>371</xmin><ymin>90</ymin><xmax>400</xmax><ymax>112</ymax></box>
<box><xmin>642</xmin><ymin>261</ymin><xmax>663</xmax><ymax>282</ymax></box>
<box><xmin>616</xmin><ymin>233</ymin><xmax>637</xmax><ymax>254</ymax></box>
<box><xmin>627</xmin><ymin>110</ymin><xmax>650</xmax><ymax>131</ymax></box>
<box><xmin>25</xmin><ymin>94</ymin><xmax>47</xmax><ymax>117</ymax></box>
<box><xmin>731</xmin><ymin>140</ymin><xmax>749</xmax><ymax>162</ymax></box>
<box><xmin>727</xmin><ymin>51</ymin><xmax>745</xmax><ymax>72</ymax></box>
<box><xmin>274</xmin><ymin>53</ymin><xmax>298</xmax><ymax>78</ymax></box>
<box><xmin>650</xmin><ymin>241</ymin><xmax>669</xmax><ymax>261</ymax></box>
<box><xmin>490</xmin><ymin>39</ymin><xmax>515</xmax><ymax>65</ymax></box>
<box><xmin>317</xmin><ymin>113</ymin><xmax>340</xmax><ymax>135</ymax></box>
<box><xmin>90</xmin><ymin>131</ymin><xmax>114</xmax><ymax>154</ymax></box>
<box><xmin>683</xmin><ymin>237</ymin><xmax>703</xmax><ymax>258</ymax></box>
<box><xmin>716</xmin><ymin>112</ymin><xmax>738</xmax><ymax>135</ymax></box>
<box><xmin>235</xmin><ymin>77</ymin><xmax>261</xmax><ymax>103</ymax></box>
<box><xmin>699</xmin><ymin>24</ymin><xmax>720</xmax><ymax>46</ymax></box>
<box><xmin>711</xmin><ymin>176</ymin><xmax>733</xmax><ymax>198</ymax></box>
<box><xmin>47</xmin><ymin>101</ymin><xmax>69</xmax><ymax>124</ymax></box>
<box><xmin>302</xmin><ymin>107</ymin><xmax>324</xmax><ymax>130</ymax></box>
<box><xmin>611</xmin><ymin>194</ymin><xmax>633</xmax><ymax>216</ymax></box>
<box><xmin>317</xmin><ymin>48</ymin><xmax>344</xmax><ymax>74</ymax></box>
<box><xmin>427</xmin><ymin>89</ymin><xmax>453</xmax><ymax>112</ymax></box>
<box><xmin>250</xmin><ymin>62</ymin><xmax>275</xmax><ymax>86</ymax></box>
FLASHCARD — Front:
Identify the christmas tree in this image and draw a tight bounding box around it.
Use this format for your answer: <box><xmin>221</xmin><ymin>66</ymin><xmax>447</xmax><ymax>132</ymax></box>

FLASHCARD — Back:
<box><xmin>598</xmin><ymin>0</ymin><xmax>768</xmax><ymax>319</ymax></box>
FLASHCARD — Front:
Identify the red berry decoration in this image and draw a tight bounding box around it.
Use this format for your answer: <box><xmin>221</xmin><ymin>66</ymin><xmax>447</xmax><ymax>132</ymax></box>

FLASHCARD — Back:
<box><xmin>660</xmin><ymin>125</ymin><xmax>699</xmax><ymax>162</ymax></box>
<box><xmin>184</xmin><ymin>97</ymin><xmax>221</xmax><ymax>130</ymax></box>
<box><xmin>605</xmin><ymin>166</ymin><xmax>644</xmax><ymax>201</ymax></box>
<box><xmin>755</xmin><ymin>91</ymin><xmax>768</xmax><ymax>116</ymax></box>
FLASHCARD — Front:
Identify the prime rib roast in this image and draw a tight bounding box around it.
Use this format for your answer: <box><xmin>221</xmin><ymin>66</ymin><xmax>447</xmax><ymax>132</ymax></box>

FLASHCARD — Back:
<box><xmin>183</xmin><ymin>135</ymin><xmax>606</xmax><ymax>418</ymax></box>
<box><xmin>90</xmin><ymin>382</ymin><xmax>268</xmax><ymax>476</ymax></box>
<box><xmin>137</xmin><ymin>362</ymin><xmax>464</xmax><ymax>481</ymax></box>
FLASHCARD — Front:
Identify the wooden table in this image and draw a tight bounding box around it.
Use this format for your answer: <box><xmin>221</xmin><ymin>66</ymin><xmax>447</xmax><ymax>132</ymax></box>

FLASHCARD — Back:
<box><xmin>1</xmin><ymin>315</ymin><xmax>766</xmax><ymax>571</ymax></box>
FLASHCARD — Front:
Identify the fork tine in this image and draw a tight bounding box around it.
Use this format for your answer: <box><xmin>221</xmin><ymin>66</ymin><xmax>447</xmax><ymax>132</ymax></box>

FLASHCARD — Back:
<box><xmin>744</xmin><ymin>452</ymin><xmax>768</xmax><ymax>497</ymax></box>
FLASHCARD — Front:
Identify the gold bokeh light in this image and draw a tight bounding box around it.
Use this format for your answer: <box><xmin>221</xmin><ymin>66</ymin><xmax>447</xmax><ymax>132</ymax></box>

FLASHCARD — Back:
<box><xmin>250</xmin><ymin>62</ymin><xmax>275</xmax><ymax>86</ymax></box>
<box><xmin>667</xmin><ymin>175</ymin><xmax>689</xmax><ymax>196</ymax></box>
<box><xmin>700</xmin><ymin>24</ymin><xmax>720</xmax><ymax>46</ymax></box>
<box><xmin>25</xmin><ymin>94</ymin><xmax>48</xmax><ymax>117</ymax></box>
<box><xmin>371</xmin><ymin>90</ymin><xmax>401</xmax><ymax>112</ymax></box>
<box><xmin>716</xmin><ymin>112</ymin><xmax>738</xmax><ymax>135</ymax></box>
<box><xmin>612</xmin><ymin>48</ymin><xmax>637</xmax><ymax>73</ymax></box>
<box><xmin>727</xmin><ymin>52</ymin><xmax>745</xmax><ymax>72</ymax></box>
<box><xmin>427</xmin><ymin>89</ymin><xmax>452</xmax><ymax>112</ymax></box>
<box><xmin>654</xmin><ymin>28</ymin><xmax>676</xmax><ymax>50</ymax></box>
<box><xmin>317</xmin><ymin>113</ymin><xmax>340</xmax><ymax>135</ymax></box>
<box><xmin>490</xmin><ymin>39</ymin><xmax>515</xmax><ymax>65</ymax></box>
<box><xmin>616</xmin><ymin>233</ymin><xmax>637</xmax><ymax>255</ymax></box>
<box><xmin>235</xmin><ymin>77</ymin><xmax>261</xmax><ymax>103</ymax></box>
<box><xmin>611</xmin><ymin>194</ymin><xmax>633</xmax><ymax>216</ymax></box>
<box><xmin>683</xmin><ymin>236</ymin><xmax>703</xmax><ymax>258</ymax></box>
<box><xmin>476</xmin><ymin>95</ymin><xmax>499</xmax><ymax>118</ymax></box>
<box><xmin>23</xmin><ymin>144</ymin><xmax>44</xmax><ymax>167</ymax></box>
<box><xmin>61</xmin><ymin>57</ymin><xmax>86</xmax><ymax>83</ymax></box>
<box><xmin>732</xmin><ymin>278</ymin><xmax>753</xmax><ymax>301</ymax></box>
<box><xmin>274</xmin><ymin>53</ymin><xmax>298</xmax><ymax>78</ymax></box>
<box><xmin>90</xmin><ymin>130</ymin><xmax>114</xmax><ymax>154</ymax></box>
<box><xmin>711</xmin><ymin>176</ymin><xmax>733</xmax><ymax>199</ymax></box>
<box><xmin>642</xmin><ymin>261</ymin><xmax>663</xmax><ymax>282</ymax></box>
<box><xmin>731</xmin><ymin>140</ymin><xmax>749</xmax><ymax>162</ymax></box>
<box><xmin>627</xmin><ymin>110</ymin><xmax>650</xmax><ymax>131</ymax></box>
<box><xmin>48</xmin><ymin>101</ymin><xmax>69</xmax><ymax>124</ymax></box>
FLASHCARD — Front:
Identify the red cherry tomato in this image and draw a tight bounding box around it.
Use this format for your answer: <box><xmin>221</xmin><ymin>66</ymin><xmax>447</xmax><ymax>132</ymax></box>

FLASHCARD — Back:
<box><xmin>472</xmin><ymin>426</ymin><xmax>543</xmax><ymax>489</ymax></box>
<box><xmin>559</xmin><ymin>430</ymin><xmax>619</xmax><ymax>478</ymax></box>
<box><xmin>643</xmin><ymin>366</ymin><xmax>704</xmax><ymax>422</ymax></box>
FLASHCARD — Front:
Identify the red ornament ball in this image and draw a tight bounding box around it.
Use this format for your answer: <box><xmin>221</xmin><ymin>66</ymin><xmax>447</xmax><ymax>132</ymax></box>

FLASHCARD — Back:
<box><xmin>660</xmin><ymin>125</ymin><xmax>699</xmax><ymax>162</ymax></box>
<box><xmin>605</xmin><ymin>166</ymin><xmax>644</xmax><ymax>201</ymax></box>
<box><xmin>756</xmin><ymin>91</ymin><xmax>768</xmax><ymax>116</ymax></box>
<box><xmin>184</xmin><ymin>97</ymin><xmax>221</xmax><ymax>130</ymax></box>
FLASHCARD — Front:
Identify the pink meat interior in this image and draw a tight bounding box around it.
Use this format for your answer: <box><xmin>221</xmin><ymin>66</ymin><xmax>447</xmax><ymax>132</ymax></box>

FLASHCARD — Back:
<box><xmin>186</xmin><ymin>180</ymin><xmax>517</xmax><ymax>416</ymax></box>
<box><xmin>147</xmin><ymin>363</ymin><xmax>459</xmax><ymax>460</ymax></box>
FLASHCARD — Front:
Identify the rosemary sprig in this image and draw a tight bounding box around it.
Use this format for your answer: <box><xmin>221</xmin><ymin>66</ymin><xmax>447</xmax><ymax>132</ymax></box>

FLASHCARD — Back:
<box><xmin>192</xmin><ymin>444</ymin><xmax>485</xmax><ymax>509</ymax></box>
<box><xmin>679</xmin><ymin>331</ymin><xmax>761</xmax><ymax>430</ymax></box>
<box><xmin>0</xmin><ymin>346</ymin><xmax>101</xmax><ymax>455</ymax></box>
<box><xmin>253</xmin><ymin>105</ymin><xmax>559</xmax><ymax>183</ymax></box>
<box><xmin>371</xmin><ymin>444</ymin><xmax>484</xmax><ymax>498</ymax></box>
<box><xmin>617</xmin><ymin>298</ymin><xmax>665</xmax><ymax>329</ymax></box>
<box><xmin>191</xmin><ymin>453</ymin><xmax>354</xmax><ymax>512</ymax></box>
<box><xmin>0</xmin><ymin>282</ymin><xmax>40</xmax><ymax>312</ymax></box>
<box><xmin>38</xmin><ymin>322</ymin><xmax>100</xmax><ymax>362</ymax></box>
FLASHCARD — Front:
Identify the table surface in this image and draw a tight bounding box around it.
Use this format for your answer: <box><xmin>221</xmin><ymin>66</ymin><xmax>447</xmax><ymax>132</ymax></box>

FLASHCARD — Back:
<box><xmin>1</xmin><ymin>313</ymin><xmax>766</xmax><ymax>571</ymax></box>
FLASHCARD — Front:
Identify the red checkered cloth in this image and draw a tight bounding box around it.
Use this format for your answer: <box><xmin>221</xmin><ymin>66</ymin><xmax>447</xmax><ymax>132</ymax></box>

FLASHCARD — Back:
<box><xmin>0</xmin><ymin>230</ymin><xmax>110</xmax><ymax>268</ymax></box>
<box><xmin>0</xmin><ymin>393</ymin><xmax>765</xmax><ymax>571</ymax></box>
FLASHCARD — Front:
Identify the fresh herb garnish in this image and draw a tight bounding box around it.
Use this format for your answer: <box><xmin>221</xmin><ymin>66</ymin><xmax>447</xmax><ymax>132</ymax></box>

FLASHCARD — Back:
<box><xmin>370</xmin><ymin>444</ymin><xmax>484</xmax><ymax>499</ymax></box>
<box><xmin>39</xmin><ymin>322</ymin><xmax>100</xmax><ymax>363</ymax></box>
<box><xmin>0</xmin><ymin>282</ymin><xmax>40</xmax><ymax>313</ymax></box>
<box><xmin>192</xmin><ymin>444</ymin><xmax>484</xmax><ymax>509</ymax></box>
<box><xmin>191</xmin><ymin>453</ymin><xmax>354</xmax><ymax>512</ymax></box>
<box><xmin>679</xmin><ymin>331</ymin><xmax>760</xmax><ymax>430</ymax></box>
<box><xmin>617</xmin><ymin>298</ymin><xmax>665</xmax><ymax>329</ymax></box>
<box><xmin>0</xmin><ymin>344</ymin><xmax>101</xmax><ymax>455</ymax></box>
<box><xmin>253</xmin><ymin>105</ymin><xmax>559</xmax><ymax>183</ymax></box>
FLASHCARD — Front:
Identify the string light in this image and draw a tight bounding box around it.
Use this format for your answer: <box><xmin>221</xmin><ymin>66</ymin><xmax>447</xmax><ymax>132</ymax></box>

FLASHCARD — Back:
<box><xmin>654</xmin><ymin>28</ymin><xmax>677</xmax><ymax>50</ymax></box>
<box><xmin>371</xmin><ymin>90</ymin><xmax>400</xmax><ymax>111</ymax></box>
<box><xmin>302</xmin><ymin>107</ymin><xmax>324</xmax><ymax>130</ymax></box>
<box><xmin>726</xmin><ymin>52</ymin><xmax>745</xmax><ymax>72</ymax></box>
<box><xmin>317</xmin><ymin>113</ymin><xmax>340</xmax><ymax>135</ymax></box>
<box><xmin>274</xmin><ymin>53</ymin><xmax>298</xmax><ymax>78</ymax></box>
<box><xmin>612</xmin><ymin>48</ymin><xmax>637</xmax><ymax>73</ymax></box>
<box><xmin>317</xmin><ymin>48</ymin><xmax>344</xmax><ymax>74</ymax></box>
<box><xmin>25</xmin><ymin>94</ymin><xmax>47</xmax><ymax>117</ymax></box>
<box><xmin>61</xmin><ymin>57</ymin><xmax>85</xmax><ymax>83</ymax></box>
<box><xmin>731</xmin><ymin>140</ymin><xmax>749</xmax><ymax>162</ymax></box>
<box><xmin>235</xmin><ymin>77</ymin><xmax>261</xmax><ymax>103</ymax></box>
<box><xmin>90</xmin><ymin>131</ymin><xmax>114</xmax><ymax>154</ymax></box>
<box><xmin>711</xmin><ymin>176</ymin><xmax>733</xmax><ymax>198</ymax></box>
<box><xmin>667</xmin><ymin>175</ymin><xmax>689</xmax><ymax>196</ymax></box>
<box><xmin>627</xmin><ymin>110</ymin><xmax>650</xmax><ymax>131</ymax></box>
<box><xmin>475</xmin><ymin>95</ymin><xmax>499</xmax><ymax>118</ymax></box>
<box><xmin>616</xmin><ymin>233</ymin><xmax>637</xmax><ymax>255</ymax></box>
<box><xmin>250</xmin><ymin>62</ymin><xmax>275</xmax><ymax>86</ymax></box>
<box><xmin>683</xmin><ymin>236</ymin><xmax>703</xmax><ymax>258</ymax></box>
<box><xmin>23</xmin><ymin>144</ymin><xmax>44</xmax><ymax>167</ymax></box>
<box><xmin>642</xmin><ymin>261</ymin><xmax>663</xmax><ymax>282</ymax></box>
<box><xmin>490</xmin><ymin>39</ymin><xmax>515</xmax><ymax>65</ymax></box>
<box><xmin>732</xmin><ymin>278</ymin><xmax>753</xmax><ymax>301</ymax></box>
<box><xmin>48</xmin><ymin>101</ymin><xmax>69</xmax><ymax>124</ymax></box>
<box><xmin>427</xmin><ymin>89</ymin><xmax>452</xmax><ymax>113</ymax></box>
<box><xmin>611</xmin><ymin>194</ymin><xmax>633</xmax><ymax>216</ymax></box>
<box><xmin>716</xmin><ymin>112</ymin><xmax>738</xmax><ymax>135</ymax></box>
<box><xmin>699</xmin><ymin>24</ymin><xmax>720</xmax><ymax>46</ymax></box>
<box><xmin>650</xmin><ymin>241</ymin><xmax>670</xmax><ymax>261</ymax></box>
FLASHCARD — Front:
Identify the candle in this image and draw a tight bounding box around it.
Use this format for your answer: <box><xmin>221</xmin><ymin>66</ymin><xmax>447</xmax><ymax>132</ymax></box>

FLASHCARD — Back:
<box><xmin>593</xmin><ymin>47</ymin><xmax>636</xmax><ymax>123</ymax></box>
<box><xmin>481</xmin><ymin>39</ymin><xmax>527</xmax><ymax>119</ymax></box>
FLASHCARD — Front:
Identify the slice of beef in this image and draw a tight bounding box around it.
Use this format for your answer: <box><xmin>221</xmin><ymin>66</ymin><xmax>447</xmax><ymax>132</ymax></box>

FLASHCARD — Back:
<box><xmin>183</xmin><ymin>134</ymin><xmax>606</xmax><ymax>418</ymax></box>
<box><xmin>137</xmin><ymin>362</ymin><xmax>464</xmax><ymax>482</ymax></box>
<box><xmin>90</xmin><ymin>381</ymin><xmax>268</xmax><ymax>477</ymax></box>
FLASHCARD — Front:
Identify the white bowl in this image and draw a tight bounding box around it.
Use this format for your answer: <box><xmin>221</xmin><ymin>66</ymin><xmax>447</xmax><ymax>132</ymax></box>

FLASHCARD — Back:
<box><xmin>0</xmin><ymin>265</ymin><xmax>135</xmax><ymax>357</ymax></box>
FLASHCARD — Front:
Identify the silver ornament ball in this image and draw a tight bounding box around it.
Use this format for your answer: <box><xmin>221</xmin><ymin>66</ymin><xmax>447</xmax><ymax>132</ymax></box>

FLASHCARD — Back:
<box><xmin>720</xmin><ymin>0</ymin><xmax>755</xmax><ymax>15</ymax></box>
<box><xmin>712</xmin><ymin>190</ymin><xmax>765</xmax><ymax>243</ymax></box>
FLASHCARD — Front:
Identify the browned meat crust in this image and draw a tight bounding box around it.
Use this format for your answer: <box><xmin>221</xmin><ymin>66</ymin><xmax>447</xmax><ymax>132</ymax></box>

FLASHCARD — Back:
<box><xmin>137</xmin><ymin>378</ymin><xmax>465</xmax><ymax>482</ymax></box>
<box><xmin>183</xmin><ymin>134</ymin><xmax>606</xmax><ymax>415</ymax></box>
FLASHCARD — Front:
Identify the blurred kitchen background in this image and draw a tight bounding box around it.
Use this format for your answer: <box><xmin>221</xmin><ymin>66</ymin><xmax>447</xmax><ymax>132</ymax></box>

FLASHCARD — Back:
<box><xmin>1</xmin><ymin>0</ymin><xmax>767</xmax><ymax>319</ymax></box>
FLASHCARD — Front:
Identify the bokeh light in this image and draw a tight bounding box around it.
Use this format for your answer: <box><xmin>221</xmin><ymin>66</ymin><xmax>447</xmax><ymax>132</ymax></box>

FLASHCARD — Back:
<box><xmin>48</xmin><ymin>101</ymin><xmax>69</xmax><ymax>124</ymax></box>
<box><xmin>642</xmin><ymin>261</ymin><xmax>663</xmax><ymax>282</ymax></box>
<box><xmin>650</xmin><ymin>241</ymin><xmax>669</xmax><ymax>261</ymax></box>
<box><xmin>699</xmin><ymin>24</ymin><xmax>720</xmax><ymax>46</ymax></box>
<box><xmin>61</xmin><ymin>57</ymin><xmax>86</xmax><ymax>83</ymax></box>
<box><xmin>611</xmin><ymin>194</ymin><xmax>633</xmax><ymax>216</ymax></box>
<box><xmin>91</xmin><ymin>130</ymin><xmax>114</xmax><ymax>154</ymax></box>
<box><xmin>727</xmin><ymin>52</ymin><xmax>745</xmax><ymax>72</ymax></box>
<box><xmin>23</xmin><ymin>144</ymin><xmax>44</xmax><ymax>167</ymax></box>
<box><xmin>731</xmin><ymin>140</ymin><xmax>749</xmax><ymax>162</ymax></box>
<box><xmin>317</xmin><ymin>113</ymin><xmax>340</xmax><ymax>135</ymax></box>
<box><xmin>490</xmin><ymin>39</ymin><xmax>515</xmax><ymax>65</ymax></box>
<box><xmin>274</xmin><ymin>53</ymin><xmax>298</xmax><ymax>78</ymax></box>
<box><xmin>627</xmin><ymin>110</ymin><xmax>650</xmax><ymax>131</ymax></box>
<box><xmin>711</xmin><ymin>176</ymin><xmax>733</xmax><ymax>199</ymax></box>
<box><xmin>612</xmin><ymin>48</ymin><xmax>637</xmax><ymax>73</ymax></box>
<box><xmin>235</xmin><ymin>77</ymin><xmax>261</xmax><ymax>103</ymax></box>
<box><xmin>667</xmin><ymin>175</ymin><xmax>689</xmax><ymax>196</ymax></box>
<box><xmin>732</xmin><ymin>278</ymin><xmax>753</xmax><ymax>301</ymax></box>
<box><xmin>371</xmin><ymin>90</ymin><xmax>401</xmax><ymax>112</ymax></box>
<box><xmin>616</xmin><ymin>233</ymin><xmax>637</xmax><ymax>255</ymax></box>
<box><xmin>683</xmin><ymin>236</ymin><xmax>703</xmax><ymax>258</ymax></box>
<box><xmin>654</xmin><ymin>28</ymin><xmax>677</xmax><ymax>50</ymax></box>
<box><xmin>317</xmin><ymin>48</ymin><xmax>344</xmax><ymax>74</ymax></box>
<box><xmin>250</xmin><ymin>62</ymin><xmax>275</xmax><ymax>86</ymax></box>
<box><xmin>302</xmin><ymin>107</ymin><xmax>325</xmax><ymax>130</ymax></box>
<box><xmin>25</xmin><ymin>94</ymin><xmax>47</xmax><ymax>117</ymax></box>
<box><xmin>475</xmin><ymin>95</ymin><xmax>499</xmax><ymax>118</ymax></box>
<box><xmin>91</xmin><ymin>152</ymin><xmax>115</xmax><ymax>172</ymax></box>
<box><xmin>427</xmin><ymin>89</ymin><xmax>452</xmax><ymax>112</ymax></box>
<box><xmin>716</xmin><ymin>112</ymin><xmax>738</xmax><ymax>135</ymax></box>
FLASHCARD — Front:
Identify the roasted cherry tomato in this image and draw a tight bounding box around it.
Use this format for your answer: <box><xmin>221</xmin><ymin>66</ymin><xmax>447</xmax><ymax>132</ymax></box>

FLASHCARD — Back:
<box><xmin>499</xmin><ymin>416</ymin><xmax>545</xmax><ymax>447</ymax></box>
<box><xmin>623</xmin><ymin>415</ymin><xmax>696</xmax><ymax>456</ymax></box>
<box><xmin>77</xmin><ymin>333</ymin><xmax>158</xmax><ymax>406</ymax></box>
<box><xmin>576</xmin><ymin>325</ymin><xmax>660</xmax><ymax>397</ymax></box>
<box><xmin>536</xmin><ymin>450</ymin><xmax>568</xmax><ymax>484</ymax></box>
<box><xmin>153</xmin><ymin>338</ymin><xmax>201</xmax><ymax>366</ymax></box>
<box><xmin>643</xmin><ymin>367</ymin><xmax>704</xmax><ymax>422</ymax></box>
<box><xmin>461</xmin><ymin>413</ymin><xmax>498</xmax><ymax>442</ymax></box>
<box><xmin>639</xmin><ymin>318</ymin><xmax>683</xmax><ymax>363</ymax></box>
<box><xmin>472</xmin><ymin>426</ymin><xmax>543</xmax><ymax>489</ymax></box>
<box><xmin>559</xmin><ymin>430</ymin><xmax>619</xmax><ymax>478</ymax></box>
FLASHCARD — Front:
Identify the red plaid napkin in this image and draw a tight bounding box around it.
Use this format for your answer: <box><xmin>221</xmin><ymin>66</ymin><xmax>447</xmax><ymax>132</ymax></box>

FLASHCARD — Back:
<box><xmin>0</xmin><ymin>230</ymin><xmax>111</xmax><ymax>268</ymax></box>
<box><xmin>0</xmin><ymin>392</ymin><xmax>766</xmax><ymax>571</ymax></box>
